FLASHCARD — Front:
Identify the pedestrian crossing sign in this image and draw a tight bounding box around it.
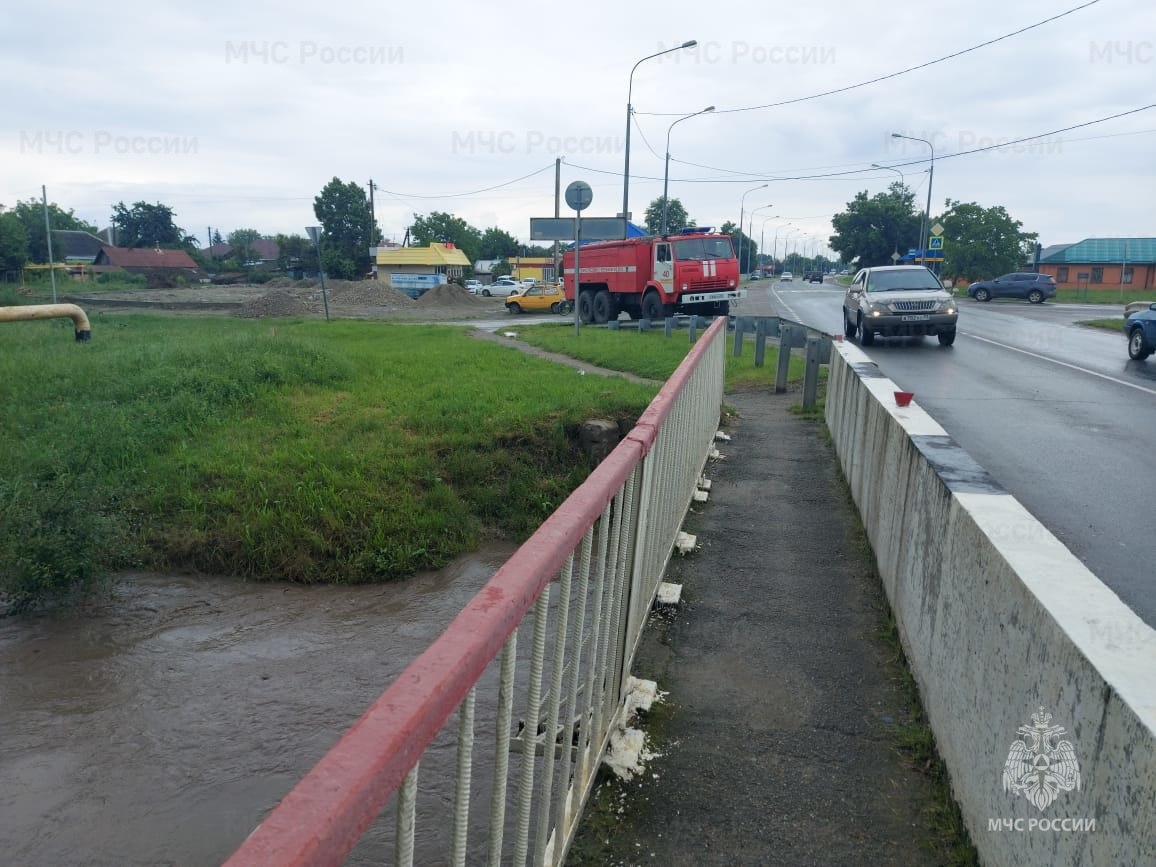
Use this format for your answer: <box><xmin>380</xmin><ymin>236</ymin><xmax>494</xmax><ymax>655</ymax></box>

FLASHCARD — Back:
<box><xmin>928</xmin><ymin>236</ymin><xmax>944</xmax><ymax>250</ymax></box>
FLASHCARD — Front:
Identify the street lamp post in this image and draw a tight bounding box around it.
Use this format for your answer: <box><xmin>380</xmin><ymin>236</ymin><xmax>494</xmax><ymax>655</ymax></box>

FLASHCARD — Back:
<box><xmin>662</xmin><ymin>105</ymin><xmax>714</xmax><ymax>235</ymax></box>
<box><xmin>873</xmin><ymin>162</ymin><xmax>912</xmax><ymax>258</ymax></box>
<box><xmin>737</xmin><ymin>183</ymin><xmax>768</xmax><ymax>274</ymax></box>
<box><xmin>622</xmin><ymin>40</ymin><xmax>698</xmax><ymax>236</ymax></box>
<box><xmin>759</xmin><ymin>215</ymin><xmax>779</xmax><ymax>275</ymax></box>
<box><xmin>772</xmin><ymin>222</ymin><xmax>792</xmax><ymax>275</ymax></box>
<box><xmin>747</xmin><ymin>204</ymin><xmax>773</xmax><ymax>275</ymax></box>
<box><xmin>890</xmin><ymin>134</ymin><xmax>935</xmax><ymax>268</ymax></box>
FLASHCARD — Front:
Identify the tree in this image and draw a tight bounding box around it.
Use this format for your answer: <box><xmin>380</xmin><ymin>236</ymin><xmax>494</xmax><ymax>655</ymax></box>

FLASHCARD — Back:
<box><xmin>829</xmin><ymin>183</ymin><xmax>920</xmax><ymax>268</ymax></box>
<box><xmin>720</xmin><ymin>220</ymin><xmax>757</xmax><ymax>271</ymax></box>
<box><xmin>644</xmin><ymin>197</ymin><xmax>691</xmax><ymax>235</ymax></box>
<box><xmin>0</xmin><ymin>212</ymin><xmax>30</xmax><ymax>272</ymax></box>
<box><xmin>478</xmin><ymin>226</ymin><xmax>520</xmax><ymax>260</ymax></box>
<box><xmin>227</xmin><ymin>228</ymin><xmax>262</xmax><ymax>266</ymax></box>
<box><xmin>937</xmin><ymin>199</ymin><xmax>1038</xmax><ymax>281</ymax></box>
<box><xmin>313</xmin><ymin>178</ymin><xmax>376</xmax><ymax>280</ymax></box>
<box><xmin>274</xmin><ymin>233</ymin><xmax>318</xmax><ymax>275</ymax></box>
<box><xmin>10</xmin><ymin>199</ymin><xmax>98</xmax><ymax>263</ymax></box>
<box><xmin>111</xmin><ymin>201</ymin><xmax>195</xmax><ymax>249</ymax></box>
<box><xmin>409</xmin><ymin>212</ymin><xmax>482</xmax><ymax>263</ymax></box>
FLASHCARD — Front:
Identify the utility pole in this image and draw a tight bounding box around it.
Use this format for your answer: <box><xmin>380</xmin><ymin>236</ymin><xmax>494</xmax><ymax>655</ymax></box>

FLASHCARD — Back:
<box><xmin>553</xmin><ymin>158</ymin><xmax>561</xmax><ymax>281</ymax></box>
<box><xmin>42</xmin><ymin>186</ymin><xmax>57</xmax><ymax>303</ymax></box>
<box><xmin>367</xmin><ymin>179</ymin><xmax>378</xmax><ymax>242</ymax></box>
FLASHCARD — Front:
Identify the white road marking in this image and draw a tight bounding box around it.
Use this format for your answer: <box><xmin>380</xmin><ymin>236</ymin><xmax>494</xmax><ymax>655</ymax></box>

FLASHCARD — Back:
<box><xmin>769</xmin><ymin>286</ymin><xmax>802</xmax><ymax>321</ymax></box>
<box><xmin>962</xmin><ymin>332</ymin><xmax>1156</xmax><ymax>397</ymax></box>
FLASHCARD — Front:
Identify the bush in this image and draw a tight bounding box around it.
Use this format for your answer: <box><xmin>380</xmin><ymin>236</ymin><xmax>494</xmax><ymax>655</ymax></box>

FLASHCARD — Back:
<box><xmin>0</xmin><ymin>475</ymin><xmax>133</xmax><ymax>614</ymax></box>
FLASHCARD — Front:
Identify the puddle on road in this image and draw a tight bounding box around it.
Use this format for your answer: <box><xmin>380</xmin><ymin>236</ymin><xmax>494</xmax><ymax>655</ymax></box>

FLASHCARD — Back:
<box><xmin>0</xmin><ymin>544</ymin><xmax>517</xmax><ymax>866</ymax></box>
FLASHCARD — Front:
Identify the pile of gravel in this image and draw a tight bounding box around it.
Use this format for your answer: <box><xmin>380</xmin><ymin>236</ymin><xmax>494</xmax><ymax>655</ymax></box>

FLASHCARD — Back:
<box><xmin>237</xmin><ymin>290</ymin><xmax>313</xmax><ymax>318</ymax></box>
<box><xmin>325</xmin><ymin>280</ymin><xmax>413</xmax><ymax>307</ymax></box>
<box><xmin>417</xmin><ymin>284</ymin><xmax>489</xmax><ymax>308</ymax></box>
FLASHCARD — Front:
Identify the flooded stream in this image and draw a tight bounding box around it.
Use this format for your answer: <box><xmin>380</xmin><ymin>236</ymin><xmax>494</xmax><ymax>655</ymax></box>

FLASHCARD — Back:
<box><xmin>0</xmin><ymin>544</ymin><xmax>517</xmax><ymax>866</ymax></box>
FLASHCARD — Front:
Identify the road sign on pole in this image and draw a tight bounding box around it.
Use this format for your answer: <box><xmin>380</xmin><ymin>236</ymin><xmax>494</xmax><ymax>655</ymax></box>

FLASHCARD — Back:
<box><xmin>928</xmin><ymin>236</ymin><xmax>944</xmax><ymax>250</ymax></box>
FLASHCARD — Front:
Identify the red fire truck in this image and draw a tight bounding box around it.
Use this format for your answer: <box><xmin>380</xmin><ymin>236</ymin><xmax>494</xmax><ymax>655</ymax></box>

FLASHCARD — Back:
<box><xmin>561</xmin><ymin>228</ymin><xmax>742</xmax><ymax>324</ymax></box>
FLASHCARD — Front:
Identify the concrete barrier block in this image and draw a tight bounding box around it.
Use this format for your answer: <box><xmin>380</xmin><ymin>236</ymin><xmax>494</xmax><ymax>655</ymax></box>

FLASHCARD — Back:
<box><xmin>824</xmin><ymin>341</ymin><xmax>1156</xmax><ymax>866</ymax></box>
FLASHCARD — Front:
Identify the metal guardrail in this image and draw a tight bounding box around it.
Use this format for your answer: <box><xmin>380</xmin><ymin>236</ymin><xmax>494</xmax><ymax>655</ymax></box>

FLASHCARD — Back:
<box><xmin>225</xmin><ymin>316</ymin><xmax>728</xmax><ymax>867</ymax></box>
<box><xmin>731</xmin><ymin>315</ymin><xmax>832</xmax><ymax>408</ymax></box>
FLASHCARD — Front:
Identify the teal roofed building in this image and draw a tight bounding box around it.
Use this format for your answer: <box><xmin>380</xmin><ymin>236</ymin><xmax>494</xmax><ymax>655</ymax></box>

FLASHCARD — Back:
<box><xmin>1039</xmin><ymin>238</ymin><xmax>1156</xmax><ymax>291</ymax></box>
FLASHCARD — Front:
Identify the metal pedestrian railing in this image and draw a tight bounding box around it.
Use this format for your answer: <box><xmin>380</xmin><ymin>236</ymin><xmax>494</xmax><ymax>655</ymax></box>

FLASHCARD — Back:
<box><xmin>224</xmin><ymin>316</ymin><xmax>728</xmax><ymax>866</ymax></box>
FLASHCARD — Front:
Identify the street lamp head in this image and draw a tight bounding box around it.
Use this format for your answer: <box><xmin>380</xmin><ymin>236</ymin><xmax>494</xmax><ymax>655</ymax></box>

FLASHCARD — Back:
<box><xmin>681</xmin><ymin>39</ymin><xmax>697</xmax><ymax>48</ymax></box>
<box><xmin>890</xmin><ymin>132</ymin><xmax>902</xmax><ymax>139</ymax></box>
<box><xmin>703</xmin><ymin>105</ymin><xmax>715</xmax><ymax>113</ymax></box>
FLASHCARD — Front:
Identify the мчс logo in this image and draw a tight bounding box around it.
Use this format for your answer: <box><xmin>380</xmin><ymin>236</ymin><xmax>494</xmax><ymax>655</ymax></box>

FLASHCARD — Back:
<box><xmin>1002</xmin><ymin>706</ymin><xmax>1082</xmax><ymax>811</ymax></box>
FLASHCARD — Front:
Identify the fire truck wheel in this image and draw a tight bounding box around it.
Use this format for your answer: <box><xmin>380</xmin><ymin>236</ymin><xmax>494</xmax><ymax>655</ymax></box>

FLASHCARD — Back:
<box><xmin>592</xmin><ymin>290</ymin><xmax>614</xmax><ymax>324</ymax></box>
<box><xmin>577</xmin><ymin>291</ymin><xmax>595</xmax><ymax>324</ymax></box>
<box><xmin>641</xmin><ymin>291</ymin><xmax>665</xmax><ymax>322</ymax></box>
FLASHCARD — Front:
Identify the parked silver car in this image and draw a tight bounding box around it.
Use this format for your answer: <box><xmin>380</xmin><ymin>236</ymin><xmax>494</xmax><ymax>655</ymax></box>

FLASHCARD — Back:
<box><xmin>843</xmin><ymin>265</ymin><xmax>958</xmax><ymax>346</ymax></box>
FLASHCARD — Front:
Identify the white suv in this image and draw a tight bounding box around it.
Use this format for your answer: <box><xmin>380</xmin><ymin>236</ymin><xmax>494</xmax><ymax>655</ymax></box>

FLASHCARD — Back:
<box><xmin>843</xmin><ymin>265</ymin><xmax>958</xmax><ymax>346</ymax></box>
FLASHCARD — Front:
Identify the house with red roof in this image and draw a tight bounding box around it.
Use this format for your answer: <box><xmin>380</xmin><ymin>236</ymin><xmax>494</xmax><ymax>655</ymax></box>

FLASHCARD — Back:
<box><xmin>93</xmin><ymin>245</ymin><xmax>200</xmax><ymax>276</ymax></box>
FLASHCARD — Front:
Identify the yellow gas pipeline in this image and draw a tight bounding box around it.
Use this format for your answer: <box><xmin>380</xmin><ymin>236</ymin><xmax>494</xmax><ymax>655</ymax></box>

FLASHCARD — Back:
<box><xmin>0</xmin><ymin>304</ymin><xmax>92</xmax><ymax>341</ymax></box>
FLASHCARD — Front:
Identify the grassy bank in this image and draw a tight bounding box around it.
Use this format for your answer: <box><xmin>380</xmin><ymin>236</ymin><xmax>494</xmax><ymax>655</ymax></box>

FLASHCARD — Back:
<box><xmin>1</xmin><ymin>315</ymin><xmax>804</xmax><ymax>611</ymax></box>
<box><xmin>1077</xmin><ymin>318</ymin><xmax>1126</xmax><ymax>332</ymax></box>
<box><xmin>0</xmin><ymin>316</ymin><xmax>658</xmax><ymax>610</ymax></box>
<box><xmin>511</xmin><ymin>320</ymin><xmax>809</xmax><ymax>390</ymax></box>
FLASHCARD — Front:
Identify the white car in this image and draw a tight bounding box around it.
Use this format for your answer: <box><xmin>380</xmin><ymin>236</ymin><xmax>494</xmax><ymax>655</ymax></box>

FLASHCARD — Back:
<box><xmin>780</xmin><ymin>271</ymin><xmax>793</xmax><ymax>282</ymax></box>
<box><xmin>464</xmin><ymin>279</ymin><xmax>483</xmax><ymax>294</ymax></box>
<box><xmin>481</xmin><ymin>277</ymin><xmax>520</xmax><ymax>298</ymax></box>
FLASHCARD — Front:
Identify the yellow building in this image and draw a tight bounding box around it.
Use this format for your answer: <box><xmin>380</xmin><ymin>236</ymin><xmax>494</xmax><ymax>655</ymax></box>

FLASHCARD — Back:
<box><xmin>508</xmin><ymin>256</ymin><xmax>556</xmax><ymax>283</ymax></box>
<box><xmin>374</xmin><ymin>243</ymin><xmax>472</xmax><ymax>279</ymax></box>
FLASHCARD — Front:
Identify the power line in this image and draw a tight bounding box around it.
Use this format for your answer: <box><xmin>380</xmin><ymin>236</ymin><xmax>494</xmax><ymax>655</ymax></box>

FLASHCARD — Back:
<box><xmin>571</xmin><ymin>104</ymin><xmax>1155</xmax><ymax>184</ymax></box>
<box><xmin>376</xmin><ymin>163</ymin><xmax>557</xmax><ymax>199</ymax></box>
<box><xmin>635</xmin><ymin>0</ymin><xmax>1101</xmax><ymax>117</ymax></box>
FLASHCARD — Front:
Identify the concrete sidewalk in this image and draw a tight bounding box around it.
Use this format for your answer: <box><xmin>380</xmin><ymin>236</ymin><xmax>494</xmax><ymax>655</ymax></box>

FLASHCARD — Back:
<box><xmin>567</xmin><ymin>389</ymin><xmax>953</xmax><ymax>866</ymax></box>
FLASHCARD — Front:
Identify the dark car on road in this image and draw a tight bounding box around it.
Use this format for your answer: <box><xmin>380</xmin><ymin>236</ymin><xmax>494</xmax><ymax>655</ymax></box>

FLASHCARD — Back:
<box><xmin>967</xmin><ymin>272</ymin><xmax>1056</xmax><ymax>304</ymax></box>
<box><xmin>1126</xmin><ymin>302</ymin><xmax>1156</xmax><ymax>360</ymax></box>
<box><xmin>803</xmin><ymin>271</ymin><xmax>824</xmax><ymax>283</ymax></box>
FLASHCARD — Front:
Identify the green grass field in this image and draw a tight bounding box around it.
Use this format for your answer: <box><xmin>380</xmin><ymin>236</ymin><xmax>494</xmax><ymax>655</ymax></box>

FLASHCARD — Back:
<box><xmin>0</xmin><ymin>314</ymin><xmax>804</xmax><ymax>611</ymax></box>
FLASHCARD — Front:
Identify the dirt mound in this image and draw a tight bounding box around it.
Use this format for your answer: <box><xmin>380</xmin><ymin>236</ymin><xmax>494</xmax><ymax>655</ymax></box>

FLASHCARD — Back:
<box><xmin>417</xmin><ymin>284</ymin><xmax>488</xmax><ymax>307</ymax></box>
<box><xmin>325</xmin><ymin>280</ymin><xmax>413</xmax><ymax>307</ymax></box>
<box><xmin>238</xmin><ymin>290</ymin><xmax>313</xmax><ymax>318</ymax></box>
<box><xmin>264</xmin><ymin>277</ymin><xmax>298</xmax><ymax>288</ymax></box>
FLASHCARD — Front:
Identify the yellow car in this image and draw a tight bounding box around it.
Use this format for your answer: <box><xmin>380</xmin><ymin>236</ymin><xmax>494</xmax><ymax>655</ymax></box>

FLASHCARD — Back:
<box><xmin>505</xmin><ymin>283</ymin><xmax>571</xmax><ymax>314</ymax></box>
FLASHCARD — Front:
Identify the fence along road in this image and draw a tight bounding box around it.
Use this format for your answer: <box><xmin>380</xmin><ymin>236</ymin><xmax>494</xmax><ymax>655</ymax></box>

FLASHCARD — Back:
<box><xmin>225</xmin><ymin>317</ymin><xmax>728</xmax><ymax>866</ymax></box>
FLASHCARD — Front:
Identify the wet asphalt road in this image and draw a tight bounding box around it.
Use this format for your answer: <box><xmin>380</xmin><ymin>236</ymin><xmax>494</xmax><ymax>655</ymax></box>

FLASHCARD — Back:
<box><xmin>757</xmin><ymin>280</ymin><xmax>1156</xmax><ymax>627</ymax></box>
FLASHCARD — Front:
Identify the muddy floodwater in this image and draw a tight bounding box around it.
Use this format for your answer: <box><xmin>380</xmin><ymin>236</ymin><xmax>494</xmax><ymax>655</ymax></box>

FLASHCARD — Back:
<box><xmin>0</xmin><ymin>545</ymin><xmax>517</xmax><ymax>866</ymax></box>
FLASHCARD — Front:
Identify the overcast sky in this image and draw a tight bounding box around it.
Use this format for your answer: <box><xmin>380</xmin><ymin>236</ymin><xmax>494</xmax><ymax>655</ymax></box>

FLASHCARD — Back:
<box><xmin>3</xmin><ymin>0</ymin><xmax>1152</xmax><ymax>256</ymax></box>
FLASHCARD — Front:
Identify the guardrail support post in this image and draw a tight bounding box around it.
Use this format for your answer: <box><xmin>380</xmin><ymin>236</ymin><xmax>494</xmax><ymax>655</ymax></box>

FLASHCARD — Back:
<box><xmin>775</xmin><ymin>323</ymin><xmax>793</xmax><ymax>393</ymax></box>
<box><xmin>803</xmin><ymin>335</ymin><xmax>821</xmax><ymax>409</ymax></box>
<box><xmin>733</xmin><ymin>317</ymin><xmax>748</xmax><ymax>356</ymax></box>
<box><xmin>754</xmin><ymin>318</ymin><xmax>767</xmax><ymax>368</ymax></box>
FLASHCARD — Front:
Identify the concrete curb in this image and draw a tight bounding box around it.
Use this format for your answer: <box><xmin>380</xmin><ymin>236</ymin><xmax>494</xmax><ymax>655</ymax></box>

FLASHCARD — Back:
<box><xmin>825</xmin><ymin>341</ymin><xmax>1156</xmax><ymax>865</ymax></box>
